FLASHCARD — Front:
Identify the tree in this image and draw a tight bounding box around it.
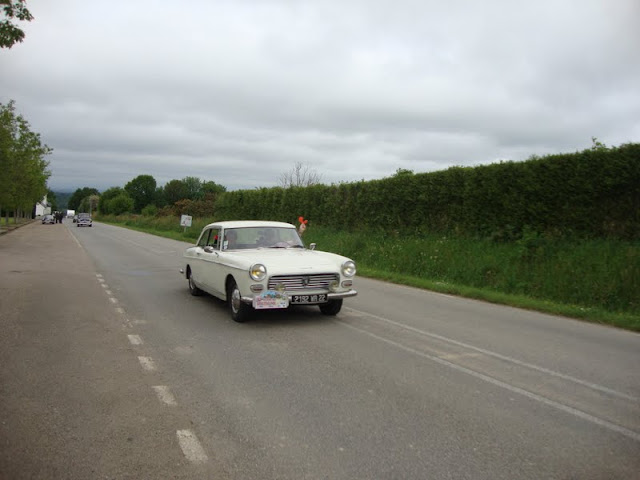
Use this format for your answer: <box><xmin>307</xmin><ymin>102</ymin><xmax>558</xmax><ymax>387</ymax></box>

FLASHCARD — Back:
<box><xmin>68</xmin><ymin>187</ymin><xmax>99</xmax><ymax>211</ymax></box>
<box><xmin>98</xmin><ymin>187</ymin><xmax>129</xmax><ymax>215</ymax></box>
<box><xmin>79</xmin><ymin>194</ymin><xmax>100</xmax><ymax>215</ymax></box>
<box><xmin>202</xmin><ymin>180</ymin><xmax>226</xmax><ymax>195</ymax></box>
<box><xmin>182</xmin><ymin>176</ymin><xmax>203</xmax><ymax>200</ymax></box>
<box><xmin>109</xmin><ymin>193</ymin><xmax>134</xmax><ymax>215</ymax></box>
<box><xmin>1</xmin><ymin>0</ymin><xmax>33</xmax><ymax>49</ymax></box>
<box><xmin>278</xmin><ymin>161</ymin><xmax>323</xmax><ymax>188</ymax></box>
<box><xmin>124</xmin><ymin>174</ymin><xmax>157</xmax><ymax>213</ymax></box>
<box><xmin>162</xmin><ymin>179</ymin><xmax>190</xmax><ymax>205</ymax></box>
<box><xmin>46</xmin><ymin>189</ymin><xmax>58</xmax><ymax>212</ymax></box>
<box><xmin>591</xmin><ymin>136</ymin><xmax>609</xmax><ymax>151</ymax></box>
<box><xmin>0</xmin><ymin>100</ymin><xmax>51</xmax><ymax>223</ymax></box>
<box><xmin>392</xmin><ymin>168</ymin><xmax>414</xmax><ymax>177</ymax></box>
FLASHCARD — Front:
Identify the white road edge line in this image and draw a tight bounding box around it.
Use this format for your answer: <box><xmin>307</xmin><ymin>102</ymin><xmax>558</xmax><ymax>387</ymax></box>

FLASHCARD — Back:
<box><xmin>338</xmin><ymin>320</ymin><xmax>640</xmax><ymax>442</ymax></box>
<box><xmin>152</xmin><ymin>386</ymin><xmax>178</xmax><ymax>406</ymax></box>
<box><xmin>345</xmin><ymin>307</ymin><xmax>637</xmax><ymax>402</ymax></box>
<box><xmin>127</xmin><ymin>334</ymin><xmax>143</xmax><ymax>345</ymax></box>
<box><xmin>176</xmin><ymin>430</ymin><xmax>208</xmax><ymax>463</ymax></box>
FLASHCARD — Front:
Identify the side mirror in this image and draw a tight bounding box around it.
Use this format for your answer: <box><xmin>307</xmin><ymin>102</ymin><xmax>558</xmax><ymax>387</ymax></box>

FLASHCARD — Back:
<box><xmin>203</xmin><ymin>246</ymin><xmax>214</xmax><ymax>253</ymax></box>
<box><xmin>309</xmin><ymin>243</ymin><xmax>316</xmax><ymax>251</ymax></box>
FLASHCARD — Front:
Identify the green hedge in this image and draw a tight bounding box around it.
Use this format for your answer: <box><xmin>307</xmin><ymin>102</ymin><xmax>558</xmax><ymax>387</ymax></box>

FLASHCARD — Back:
<box><xmin>213</xmin><ymin>143</ymin><xmax>639</xmax><ymax>240</ymax></box>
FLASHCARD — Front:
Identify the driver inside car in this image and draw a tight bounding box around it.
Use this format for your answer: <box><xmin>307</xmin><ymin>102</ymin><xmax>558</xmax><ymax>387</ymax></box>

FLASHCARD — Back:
<box><xmin>224</xmin><ymin>229</ymin><xmax>238</xmax><ymax>250</ymax></box>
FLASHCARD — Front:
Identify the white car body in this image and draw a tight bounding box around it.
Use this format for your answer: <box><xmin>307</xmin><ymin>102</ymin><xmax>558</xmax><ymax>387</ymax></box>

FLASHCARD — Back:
<box><xmin>76</xmin><ymin>213</ymin><xmax>92</xmax><ymax>227</ymax></box>
<box><xmin>181</xmin><ymin>220</ymin><xmax>357</xmax><ymax>322</ymax></box>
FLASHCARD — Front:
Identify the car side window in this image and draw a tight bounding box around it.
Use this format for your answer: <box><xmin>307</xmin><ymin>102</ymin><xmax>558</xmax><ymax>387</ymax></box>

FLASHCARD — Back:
<box><xmin>197</xmin><ymin>229</ymin><xmax>210</xmax><ymax>248</ymax></box>
<box><xmin>207</xmin><ymin>229</ymin><xmax>220</xmax><ymax>249</ymax></box>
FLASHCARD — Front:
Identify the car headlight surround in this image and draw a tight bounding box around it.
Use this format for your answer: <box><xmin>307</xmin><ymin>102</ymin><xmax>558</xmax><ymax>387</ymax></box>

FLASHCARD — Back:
<box><xmin>249</xmin><ymin>263</ymin><xmax>267</xmax><ymax>281</ymax></box>
<box><xmin>341</xmin><ymin>260</ymin><xmax>356</xmax><ymax>277</ymax></box>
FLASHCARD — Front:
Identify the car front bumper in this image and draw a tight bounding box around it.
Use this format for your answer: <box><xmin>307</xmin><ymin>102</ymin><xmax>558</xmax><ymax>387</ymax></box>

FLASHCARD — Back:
<box><xmin>240</xmin><ymin>288</ymin><xmax>357</xmax><ymax>305</ymax></box>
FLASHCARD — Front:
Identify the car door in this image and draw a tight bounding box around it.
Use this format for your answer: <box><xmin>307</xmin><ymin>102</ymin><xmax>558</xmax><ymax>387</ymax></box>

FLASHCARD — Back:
<box><xmin>199</xmin><ymin>227</ymin><xmax>225</xmax><ymax>297</ymax></box>
<box><xmin>189</xmin><ymin>228</ymin><xmax>212</xmax><ymax>290</ymax></box>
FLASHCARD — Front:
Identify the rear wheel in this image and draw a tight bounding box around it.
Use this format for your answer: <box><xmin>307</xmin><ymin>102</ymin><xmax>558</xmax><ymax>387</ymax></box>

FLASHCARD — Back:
<box><xmin>228</xmin><ymin>280</ymin><xmax>251</xmax><ymax>323</ymax></box>
<box><xmin>188</xmin><ymin>269</ymin><xmax>203</xmax><ymax>296</ymax></box>
<box><xmin>319</xmin><ymin>299</ymin><xmax>343</xmax><ymax>316</ymax></box>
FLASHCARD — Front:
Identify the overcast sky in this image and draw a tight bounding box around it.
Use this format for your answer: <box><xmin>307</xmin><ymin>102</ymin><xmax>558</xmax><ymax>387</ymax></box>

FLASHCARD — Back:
<box><xmin>2</xmin><ymin>0</ymin><xmax>639</xmax><ymax>193</ymax></box>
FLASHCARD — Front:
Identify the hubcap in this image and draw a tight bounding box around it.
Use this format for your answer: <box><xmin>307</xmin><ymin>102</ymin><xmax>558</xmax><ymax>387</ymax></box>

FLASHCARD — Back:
<box><xmin>231</xmin><ymin>287</ymin><xmax>241</xmax><ymax>313</ymax></box>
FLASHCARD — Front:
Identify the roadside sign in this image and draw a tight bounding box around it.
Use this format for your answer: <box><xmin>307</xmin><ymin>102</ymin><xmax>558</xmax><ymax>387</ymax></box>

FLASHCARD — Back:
<box><xmin>180</xmin><ymin>215</ymin><xmax>192</xmax><ymax>227</ymax></box>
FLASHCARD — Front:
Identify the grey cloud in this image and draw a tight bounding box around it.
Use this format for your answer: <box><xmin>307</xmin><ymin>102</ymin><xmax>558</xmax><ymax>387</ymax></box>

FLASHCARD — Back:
<box><xmin>1</xmin><ymin>0</ymin><xmax>638</xmax><ymax>193</ymax></box>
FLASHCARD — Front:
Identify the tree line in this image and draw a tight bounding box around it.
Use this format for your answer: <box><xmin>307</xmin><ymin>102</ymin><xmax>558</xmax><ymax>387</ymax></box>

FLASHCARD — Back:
<box><xmin>0</xmin><ymin>100</ymin><xmax>52</xmax><ymax>224</ymax></box>
<box><xmin>212</xmin><ymin>141</ymin><xmax>640</xmax><ymax>241</ymax></box>
<box><xmin>68</xmin><ymin>175</ymin><xmax>227</xmax><ymax>217</ymax></box>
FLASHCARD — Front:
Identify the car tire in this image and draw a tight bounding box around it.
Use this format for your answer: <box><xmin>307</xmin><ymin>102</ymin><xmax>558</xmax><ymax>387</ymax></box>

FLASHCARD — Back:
<box><xmin>319</xmin><ymin>299</ymin><xmax>343</xmax><ymax>316</ymax></box>
<box><xmin>188</xmin><ymin>269</ymin><xmax>203</xmax><ymax>296</ymax></box>
<box><xmin>228</xmin><ymin>280</ymin><xmax>251</xmax><ymax>323</ymax></box>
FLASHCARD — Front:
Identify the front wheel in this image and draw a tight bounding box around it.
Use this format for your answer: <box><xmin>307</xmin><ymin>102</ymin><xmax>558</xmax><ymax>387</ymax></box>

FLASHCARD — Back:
<box><xmin>228</xmin><ymin>281</ymin><xmax>252</xmax><ymax>323</ymax></box>
<box><xmin>188</xmin><ymin>270</ymin><xmax>203</xmax><ymax>296</ymax></box>
<box><xmin>319</xmin><ymin>299</ymin><xmax>343</xmax><ymax>316</ymax></box>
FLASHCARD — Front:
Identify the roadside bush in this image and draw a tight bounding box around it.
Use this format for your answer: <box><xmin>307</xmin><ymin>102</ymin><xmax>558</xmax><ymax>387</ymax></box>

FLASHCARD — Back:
<box><xmin>141</xmin><ymin>204</ymin><xmax>158</xmax><ymax>217</ymax></box>
<box><xmin>109</xmin><ymin>194</ymin><xmax>134</xmax><ymax>215</ymax></box>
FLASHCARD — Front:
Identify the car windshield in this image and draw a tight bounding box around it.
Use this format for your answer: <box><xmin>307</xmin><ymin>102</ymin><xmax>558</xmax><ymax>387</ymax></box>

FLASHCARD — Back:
<box><xmin>222</xmin><ymin>227</ymin><xmax>304</xmax><ymax>250</ymax></box>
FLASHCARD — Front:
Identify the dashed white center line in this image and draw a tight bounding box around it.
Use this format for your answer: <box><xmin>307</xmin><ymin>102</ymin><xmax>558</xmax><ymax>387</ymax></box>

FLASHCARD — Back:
<box><xmin>152</xmin><ymin>386</ymin><xmax>178</xmax><ymax>406</ymax></box>
<box><xmin>127</xmin><ymin>334</ymin><xmax>143</xmax><ymax>345</ymax></box>
<box><xmin>176</xmin><ymin>430</ymin><xmax>208</xmax><ymax>463</ymax></box>
<box><xmin>109</xmin><ymin>297</ymin><xmax>118</xmax><ymax>304</ymax></box>
<box><xmin>137</xmin><ymin>356</ymin><xmax>156</xmax><ymax>371</ymax></box>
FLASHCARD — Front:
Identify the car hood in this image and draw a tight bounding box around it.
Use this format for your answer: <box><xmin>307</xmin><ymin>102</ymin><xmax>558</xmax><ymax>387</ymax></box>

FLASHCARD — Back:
<box><xmin>222</xmin><ymin>248</ymin><xmax>350</xmax><ymax>274</ymax></box>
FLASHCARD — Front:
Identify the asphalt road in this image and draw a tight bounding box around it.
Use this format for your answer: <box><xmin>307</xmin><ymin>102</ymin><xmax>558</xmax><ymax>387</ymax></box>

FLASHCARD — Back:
<box><xmin>1</xmin><ymin>220</ymin><xmax>639</xmax><ymax>479</ymax></box>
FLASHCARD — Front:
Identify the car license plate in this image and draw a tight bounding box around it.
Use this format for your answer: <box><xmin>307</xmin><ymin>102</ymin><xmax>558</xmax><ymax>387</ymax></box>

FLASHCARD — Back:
<box><xmin>291</xmin><ymin>294</ymin><xmax>328</xmax><ymax>304</ymax></box>
<box><xmin>253</xmin><ymin>291</ymin><xmax>289</xmax><ymax>309</ymax></box>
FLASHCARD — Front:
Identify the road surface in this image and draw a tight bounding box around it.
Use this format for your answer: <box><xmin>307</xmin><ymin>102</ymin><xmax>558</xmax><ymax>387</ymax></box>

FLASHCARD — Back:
<box><xmin>1</xmin><ymin>220</ymin><xmax>638</xmax><ymax>479</ymax></box>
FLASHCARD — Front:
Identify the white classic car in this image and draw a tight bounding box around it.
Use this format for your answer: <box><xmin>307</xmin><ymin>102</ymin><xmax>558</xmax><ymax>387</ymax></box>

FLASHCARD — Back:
<box><xmin>181</xmin><ymin>220</ymin><xmax>357</xmax><ymax>322</ymax></box>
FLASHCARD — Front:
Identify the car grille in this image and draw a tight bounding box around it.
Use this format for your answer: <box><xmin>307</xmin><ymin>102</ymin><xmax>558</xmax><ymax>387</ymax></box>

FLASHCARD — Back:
<box><xmin>268</xmin><ymin>273</ymin><xmax>339</xmax><ymax>291</ymax></box>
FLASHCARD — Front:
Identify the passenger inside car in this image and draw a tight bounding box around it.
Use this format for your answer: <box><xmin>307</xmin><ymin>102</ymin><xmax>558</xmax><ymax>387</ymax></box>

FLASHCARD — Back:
<box><xmin>224</xmin><ymin>229</ymin><xmax>237</xmax><ymax>250</ymax></box>
<box><xmin>207</xmin><ymin>230</ymin><xmax>220</xmax><ymax>249</ymax></box>
<box><xmin>258</xmin><ymin>229</ymin><xmax>276</xmax><ymax>247</ymax></box>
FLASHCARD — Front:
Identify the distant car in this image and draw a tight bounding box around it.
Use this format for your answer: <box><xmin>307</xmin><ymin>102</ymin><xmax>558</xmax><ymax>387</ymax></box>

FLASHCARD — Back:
<box><xmin>181</xmin><ymin>220</ymin><xmax>357</xmax><ymax>322</ymax></box>
<box><xmin>76</xmin><ymin>213</ymin><xmax>92</xmax><ymax>227</ymax></box>
<box><xmin>42</xmin><ymin>214</ymin><xmax>55</xmax><ymax>224</ymax></box>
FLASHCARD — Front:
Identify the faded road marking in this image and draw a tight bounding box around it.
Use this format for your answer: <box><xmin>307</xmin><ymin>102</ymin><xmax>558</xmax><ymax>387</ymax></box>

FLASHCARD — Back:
<box><xmin>152</xmin><ymin>386</ymin><xmax>178</xmax><ymax>406</ymax></box>
<box><xmin>176</xmin><ymin>430</ymin><xmax>208</xmax><ymax>463</ymax></box>
<box><xmin>137</xmin><ymin>356</ymin><xmax>156</xmax><ymax>371</ymax></box>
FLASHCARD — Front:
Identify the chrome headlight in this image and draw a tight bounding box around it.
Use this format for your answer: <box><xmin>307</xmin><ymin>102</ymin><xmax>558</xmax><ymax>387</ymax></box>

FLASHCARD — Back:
<box><xmin>341</xmin><ymin>260</ymin><xmax>356</xmax><ymax>277</ymax></box>
<box><xmin>249</xmin><ymin>263</ymin><xmax>267</xmax><ymax>281</ymax></box>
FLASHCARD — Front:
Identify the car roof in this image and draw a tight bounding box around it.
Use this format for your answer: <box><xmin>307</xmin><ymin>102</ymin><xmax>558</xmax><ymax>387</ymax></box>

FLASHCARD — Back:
<box><xmin>204</xmin><ymin>220</ymin><xmax>295</xmax><ymax>229</ymax></box>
